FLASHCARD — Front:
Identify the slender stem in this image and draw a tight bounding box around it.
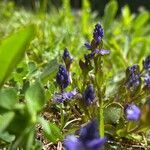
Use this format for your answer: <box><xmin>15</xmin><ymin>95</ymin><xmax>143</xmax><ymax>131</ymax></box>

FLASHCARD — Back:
<box><xmin>94</xmin><ymin>56</ymin><xmax>105</xmax><ymax>137</ymax></box>
<box><xmin>60</xmin><ymin>104</ymin><xmax>65</xmax><ymax>129</ymax></box>
<box><xmin>100</xmin><ymin>100</ymin><xmax>104</xmax><ymax>137</ymax></box>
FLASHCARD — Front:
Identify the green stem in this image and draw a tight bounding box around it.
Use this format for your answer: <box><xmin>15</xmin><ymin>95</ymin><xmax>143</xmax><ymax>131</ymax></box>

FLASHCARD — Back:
<box><xmin>94</xmin><ymin>56</ymin><xmax>105</xmax><ymax>137</ymax></box>
<box><xmin>100</xmin><ymin>98</ymin><xmax>104</xmax><ymax>137</ymax></box>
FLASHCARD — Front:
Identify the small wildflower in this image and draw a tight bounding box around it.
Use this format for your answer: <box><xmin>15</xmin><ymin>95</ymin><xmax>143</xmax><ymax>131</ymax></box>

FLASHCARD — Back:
<box><xmin>79</xmin><ymin>119</ymin><xmax>107</xmax><ymax>150</ymax></box>
<box><xmin>126</xmin><ymin>65</ymin><xmax>141</xmax><ymax>89</ymax></box>
<box><xmin>93</xmin><ymin>23</ymin><xmax>104</xmax><ymax>44</ymax></box>
<box><xmin>84</xmin><ymin>49</ymin><xmax>110</xmax><ymax>60</ymax></box>
<box><xmin>84</xmin><ymin>23</ymin><xmax>104</xmax><ymax>50</ymax></box>
<box><xmin>125</xmin><ymin>103</ymin><xmax>141</xmax><ymax>121</ymax></box>
<box><xmin>143</xmin><ymin>55</ymin><xmax>150</xmax><ymax>71</ymax></box>
<box><xmin>63</xmin><ymin>120</ymin><xmax>107</xmax><ymax>150</ymax></box>
<box><xmin>95</xmin><ymin>49</ymin><xmax>110</xmax><ymax>56</ymax></box>
<box><xmin>83</xmin><ymin>84</ymin><xmax>96</xmax><ymax>105</ymax></box>
<box><xmin>126</xmin><ymin>64</ymin><xmax>140</xmax><ymax>76</ymax></box>
<box><xmin>79</xmin><ymin>119</ymin><xmax>99</xmax><ymax>142</ymax></box>
<box><xmin>62</xmin><ymin>48</ymin><xmax>73</xmax><ymax>70</ymax></box>
<box><xmin>56</xmin><ymin>65</ymin><xmax>70</xmax><ymax>89</ymax></box>
<box><xmin>53</xmin><ymin>89</ymin><xmax>77</xmax><ymax>103</ymax></box>
<box><xmin>63</xmin><ymin>135</ymin><xmax>83</xmax><ymax>150</ymax></box>
<box><xmin>126</xmin><ymin>74</ymin><xmax>141</xmax><ymax>88</ymax></box>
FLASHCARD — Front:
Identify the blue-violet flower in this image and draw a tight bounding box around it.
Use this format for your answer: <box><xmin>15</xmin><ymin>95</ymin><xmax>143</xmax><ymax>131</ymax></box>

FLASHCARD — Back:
<box><xmin>63</xmin><ymin>119</ymin><xmax>107</xmax><ymax>150</ymax></box>
<box><xmin>56</xmin><ymin>65</ymin><xmax>70</xmax><ymax>89</ymax></box>
<box><xmin>63</xmin><ymin>135</ymin><xmax>83</xmax><ymax>150</ymax></box>
<box><xmin>83</xmin><ymin>84</ymin><xmax>96</xmax><ymax>105</ymax></box>
<box><xmin>63</xmin><ymin>48</ymin><xmax>73</xmax><ymax>70</ymax></box>
<box><xmin>126</xmin><ymin>65</ymin><xmax>141</xmax><ymax>89</ymax></box>
<box><xmin>93</xmin><ymin>23</ymin><xmax>104</xmax><ymax>44</ymax></box>
<box><xmin>53</xmin><ymin>89</ymin><xmax>77</xmax><ymax>103</ymax></box>
<box><xmin>125</xmin><ymin>103</ymin><xmax>141</xmax><ymax>121</ymax></box>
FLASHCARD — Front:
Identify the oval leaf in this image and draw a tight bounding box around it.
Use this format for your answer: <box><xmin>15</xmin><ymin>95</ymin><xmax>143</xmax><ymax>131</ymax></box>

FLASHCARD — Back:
<box><xmin>0</xmin><ymin>24</ymin><xmax>36</xmax><ymax>87</ymax></box>
<box><xmin>25</xmin><ymin>81</ymin><xmax>45</xmax><ymax>113</ymax></box>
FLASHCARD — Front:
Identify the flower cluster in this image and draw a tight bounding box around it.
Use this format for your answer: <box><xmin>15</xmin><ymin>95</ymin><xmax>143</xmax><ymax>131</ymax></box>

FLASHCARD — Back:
<box><xmin>83</xmin><ymin>84</ymin><xmax>96</xmax><ymax>106</ymax></box>
<box><xmin>53</xmin><ymin>23</ymin><xmax>150</xmax><ymax>148</ymax></box>
<box><xmin>125</xmin><ymin>64</ymin><xmax>141</xmax><ymax>89</ymax></box>
<box><xmin>54</xmin><ymin>48</ymin><xmax>77</xmax><ymax>103</ymax></box>
<box><xmin>124</xmin><ymin>55</ymin><xmax>150</xmax><ymax>121</ymax></box>
<box><xmin>125</xmin><ymin>55</ymin><xmax>150</xmax><ymax>90</ymax></box>
<box><xmin>93</xmin><ymin>23</ymin><xmax>104</xmax><ymax>45</ymax></box>
<box><xmin>84</xmin><ymin>23</ymin><xmax>110</xmax><ymax>59</ymax></box>
<box><xmin>56</xmin><ymin>48</ymin><xmax>73</xmax><ymax>91</ymax></box>
<box><xmin>63</xmin><ymin>48</ymin><xmax>73</xmax><ymax>71</ymax></box>
<box><xmin>56</xmin><ymin>65</ymin><xmax>70</xmax><ymax>89</ymax></box>
<box><xmin>80</xmin><ymin>23</ymin><xmax>110</xmax><ymax>74</ymax></box>
<box><xmin>63</xmin><ymin>119</ymin><xmax>106</xmax><ymax>150</ymax></box>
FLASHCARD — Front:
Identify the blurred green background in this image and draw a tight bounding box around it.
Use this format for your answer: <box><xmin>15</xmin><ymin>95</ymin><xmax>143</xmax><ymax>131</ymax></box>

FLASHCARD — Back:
<box><xmin>0</xmin><ymin>0</ymin><xmax>149</xmax><ymax>79</ymax></box>
<box><xmin>4</xmin><ymin>0</ymin><xmax>150</xmax><ymax>15</ymax></box>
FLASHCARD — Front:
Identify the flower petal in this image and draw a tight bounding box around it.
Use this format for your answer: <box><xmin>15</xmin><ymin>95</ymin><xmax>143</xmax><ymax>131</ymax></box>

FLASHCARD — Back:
<box><xmin>53</xmin><ymin>89</ymin><xmax>77</xmax><ymax>103</ymax></box>
<box><xmin>99</xmin><ymin>49</ymin><xmax>110</xmax><ymax>55</ymax></box>
<box><xmin>84</xmin><ymin>42</ymin><xmax>92</xmax><ymax>50</ymax></box>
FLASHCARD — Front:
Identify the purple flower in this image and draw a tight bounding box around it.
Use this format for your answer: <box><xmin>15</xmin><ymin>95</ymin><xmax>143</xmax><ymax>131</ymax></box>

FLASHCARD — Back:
<box><xmin>86</xmin><ymin>138</ymin><xmax>107</xmax><ymax>150</ymax></box>
<box><xmin>95</xmin><ymin>49</ymin><xmax>110</xmax><ymax>56</ymax></box>
<box><xmin>84</xmin><ymin>49</ymin><xmax>110</xmax><ymax>60</ymax></box>
<box><xmin>63</xmin><ymin>135</ymin><xmax>83</xmax><ymax>150</ymax></box>
<box><xmin>63</xmin><ymin>120</ymin><xmax>107</xmax><ymax>150</ymax></box>
<box><xmin>93</xmin><ymin>23</ymin><xmax>104</xmax><ymax>44</ymax></box>
<box><xmin>56</xmin><ymin>65</ymin><xmax>70</xmax><ymax>89</ymax></box>
<box><xmin>79</xmin><ymin>119</ymin><xmax>99</xmax><ymax>142</ymax></box>
<box><xmin>84</xmin><ymin>52</ymin><xmax>95</xmax><ymax>60</ymax></box>
<box><xmin>126</xmin><ymin>64</ymin><xmax>139</xmax><ymax>75</ymax></box>
<box><xmin>53</xmin><ymin>89</ymin><xmax>77</xmax><ymax>103</ymax></box>
<box><xmin>126</xmin><ymin>74</ymin><xmax>141</xmax><ymax>88</ymax></box>
<box><xmin>63</xmin><ymin>48</ymin><xmax>73</xmax><ymax>70</ymax></box>
<box><xmin>83</xmin><ymin>84</ymin><xmax>96</xmax><ymax>105</ymax></box>
<box><xmin>126</xmin><ymin>65</ymin><xmax>141</xmax><ymax>89</ymax></box>
<box><xmin>79</xmin><ymin>119</ymin><xmax>106</xmax><ymax>150</ymax></box>
<box><xmin>84</xmin><ymin>43</ymin><xmax>92</xmax><ymax>50</ymax></box>
<box><xmin>143</xmin><ymin>55</ymin><xmax>150</xmax><ymax>71</ymax></box>
<box><xmin>125</xmin><ymin>104</ymin><xmax>141</xmax><ymax>121</ymax></box>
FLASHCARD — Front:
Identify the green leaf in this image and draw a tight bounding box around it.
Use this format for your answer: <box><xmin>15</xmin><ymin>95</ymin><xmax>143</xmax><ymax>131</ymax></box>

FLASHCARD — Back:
<box><xmin>0</xmin><ymin>24</ymin><xmax>36</xmax><ymax>87</ymax></box>
<box><xmin>133</xmin><ymin>11</ymin><xmax>149</xmax><ymax>30</ymax></box>
<box><xmin>103</xmin><ymin>0</ymin><xmax>118</xmax><ymax>30</ymax></box>
<box><xmin>25</xmin><ymin>81</ymin><xmax>45</xmax><ymax>113</ymax></box>
<box><xmin>0</xmin><ymin>132</ymin><xmax>15</xmax><ymax>143</ymax></box>
<box><xmin>121</xmin><ymin>5</ymin><xmax>132</xmax><ymax>26</ymax></box>
<box><xmin>39</xmin><ymin>117</ymin><xmax>63</xmax><ymax>143</ymax></box>
<box><xmin>0</xmin><ymin>112</ymin><xmax>15</xmax><ymax>132</ymax></box>
<box><xmin>40</xmin><ymin>58</ymin><xmax>59</xmax><ymax>82</ymax></box>
<box><xmin>0</xmin><ymin>88</ymin><xmax>17</xmax><ymax>110</ymax></box>
<box><xmin>104</xmin><ymin>103</ymin><xmax>123</xmax><ymax>124</ymax></box>
<box><xmin>82</xmin><ymin>0</ymin><xmax>91</xmax><ymax>35</ymax></box>
<box><xmin>27</xmin><ymin>61</ymin><xmax>37</xmax><ymax>76</ymax></box>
